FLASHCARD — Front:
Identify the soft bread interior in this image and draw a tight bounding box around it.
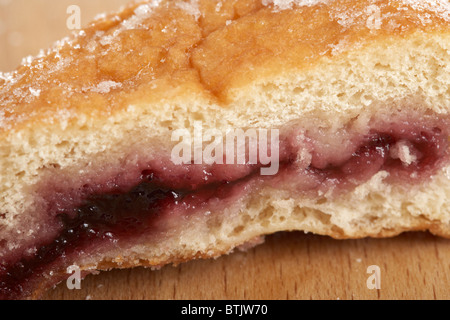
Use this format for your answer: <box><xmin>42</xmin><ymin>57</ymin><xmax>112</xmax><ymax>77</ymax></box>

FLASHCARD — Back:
<box><xmin>1</xmin><ymin>31</ymin><xmax>450</xmax><ymax>252</ymax></box>
<box><xmin>89</xmin><ymin>165</ymin><xmax>450</xmax><ymax>273</ymax></box>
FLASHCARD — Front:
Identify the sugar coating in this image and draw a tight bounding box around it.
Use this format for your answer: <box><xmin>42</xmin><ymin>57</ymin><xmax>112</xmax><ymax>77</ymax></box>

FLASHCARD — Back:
<box><xmin>84</xmin><ymin>81</ymin><xmax>123</xmax><ymax>94</ymax></box>
<box><xmin>262</xmin><ymin>0</ymin><xmax>450</xmax><ymax>24</ymax></box>
<box><xmin>176</xmin><ymin>0</ymin><xmax>202</xmax><ymax>20</ymax></box>
<box><xmin>328</xmin><ymin>37</ymin><xmax>350</xmax><ymax>55</ymax></box>
<box><xmin>402</xmin><ymin>0</ymin><xmax>450</xmax><ymax>22</ymax></box>
<box><xmin>0</xmin><ymin>71</ymin><xmax>14</xmax><ymax>83</ymax></box>
<box><xmin>262</xmin><ymin>0</ymin><xmax>328</xmax><ymax>11</ymax></box>
<box><xmin>122</xmin><ymin>1</ymin><xmax>162</xmax><ymax>29</ymax></box>
<box><xmin>29</xmin><ymin>88</ymin><xmax>41</xmax><ymax>97</ymax></box>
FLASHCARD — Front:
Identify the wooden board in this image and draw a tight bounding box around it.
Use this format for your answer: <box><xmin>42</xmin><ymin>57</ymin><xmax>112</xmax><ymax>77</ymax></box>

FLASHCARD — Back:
<box><xmin>1</xmin><ymin>0</ymin><xmax>449</xmax><ymax>300</ymax></box>
<box><xmin>42</xmin><ymin>232</ymin><xmax>450</xmax><ymax>300</ymax></box>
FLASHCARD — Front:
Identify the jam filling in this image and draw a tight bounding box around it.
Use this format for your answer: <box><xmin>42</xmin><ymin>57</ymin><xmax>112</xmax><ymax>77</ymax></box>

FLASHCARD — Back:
<box><xmin>0</xmin><ymin>183</ymin><xmax>181</xmax><ymax>299</ymax></box>
<box><xmin>0</xmin><ymin>125</ymin><xmax>448</xmax><ymax>299</ymax></box>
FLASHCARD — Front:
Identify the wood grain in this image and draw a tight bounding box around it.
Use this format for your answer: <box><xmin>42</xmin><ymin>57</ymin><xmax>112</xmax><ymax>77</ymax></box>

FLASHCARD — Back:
<box><xmin>1</xmin><ymin>0</ymin><xmax>449</xmax><ymax>300</ymax></box>
<box><xmin>41</xmin><ymin>232</ymin><xmax>450</xmax><ymax>300</ymax></box>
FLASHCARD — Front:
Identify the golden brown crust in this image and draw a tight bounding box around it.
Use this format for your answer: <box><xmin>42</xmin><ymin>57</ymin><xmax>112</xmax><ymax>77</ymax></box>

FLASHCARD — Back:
<box><xmin>0</xmin><ymin>0</ymin><xmax>449</xmax><ymax>135</ymax></box>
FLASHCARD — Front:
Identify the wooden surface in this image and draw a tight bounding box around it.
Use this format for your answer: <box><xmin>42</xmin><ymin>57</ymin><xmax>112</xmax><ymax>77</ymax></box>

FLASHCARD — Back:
<box><xmin>42</xmin><ymin>232</ymin><xmax>450</xmax><ymax>300</ymax></box>
<box><xmin>1</xmin><ymin>0</ymin><xmax>449</xmax><ymax>300</ymax></box>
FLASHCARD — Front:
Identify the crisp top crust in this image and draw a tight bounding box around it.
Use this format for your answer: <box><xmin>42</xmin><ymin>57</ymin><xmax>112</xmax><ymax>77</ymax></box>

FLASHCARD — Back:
<box><xmin>0</xmin><ymin>0</ymin><xmax>448</xmax><ymax>134</ymax></box>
